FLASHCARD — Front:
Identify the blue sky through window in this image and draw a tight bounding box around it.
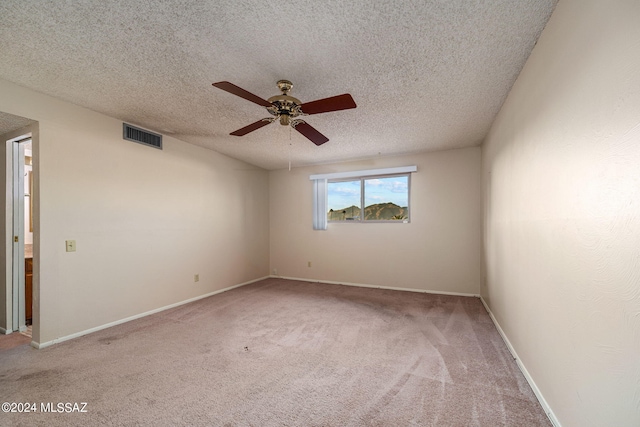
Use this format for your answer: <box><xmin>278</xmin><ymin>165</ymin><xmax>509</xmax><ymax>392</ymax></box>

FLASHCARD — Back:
<box><xmin>327</xmin><ymin>180</ymin><xmax>360</xmax><ymax>211</ymax></box>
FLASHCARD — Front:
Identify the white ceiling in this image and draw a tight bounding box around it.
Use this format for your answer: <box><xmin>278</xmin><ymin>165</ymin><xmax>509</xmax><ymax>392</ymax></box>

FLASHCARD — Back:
<box><xmin>0</xmin><ymin>0</ymin><xmax>556</xmax><ymax>170</ymax></box>
<box><xmin>0</xmin><ymin>111</ymin><xmax>37</xmax><ymax>137</ymax></box>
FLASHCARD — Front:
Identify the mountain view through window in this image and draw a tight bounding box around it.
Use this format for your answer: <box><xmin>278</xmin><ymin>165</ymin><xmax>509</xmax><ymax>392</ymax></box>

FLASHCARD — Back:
<box><xmin>327</xmin><ymin>175</ymin><xmax>409</xmax><ymax>221</ymax></box>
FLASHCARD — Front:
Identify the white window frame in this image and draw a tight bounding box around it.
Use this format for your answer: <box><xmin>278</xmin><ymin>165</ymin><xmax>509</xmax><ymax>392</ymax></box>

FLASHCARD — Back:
<box><xmin>310</xmin><ymin>166</ymin><xmax>416</xmax><ymax>230</ymax></box>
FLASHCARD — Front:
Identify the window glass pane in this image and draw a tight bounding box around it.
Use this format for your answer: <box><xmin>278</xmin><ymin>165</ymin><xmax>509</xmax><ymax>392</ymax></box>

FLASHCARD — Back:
<box><xmin>364</xmin><ymin>176</ymin><xmax>409</xmax><ymax>221</ymax></box>
<box><xmin>327</xmin><ymin>180</ymin><xmax>361</xmax><ymax>221</ymax></box>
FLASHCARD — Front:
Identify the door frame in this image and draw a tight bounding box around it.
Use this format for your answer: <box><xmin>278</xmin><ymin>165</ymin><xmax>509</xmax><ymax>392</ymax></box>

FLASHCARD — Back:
<box><xmin>5</xmin><ymin>134</ymin><xmax>30</xmax><ymax>333</ymax></box>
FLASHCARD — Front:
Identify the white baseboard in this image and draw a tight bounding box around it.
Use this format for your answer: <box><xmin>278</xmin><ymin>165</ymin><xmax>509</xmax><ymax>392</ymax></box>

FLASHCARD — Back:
<box><xmin>479</xmin><ymin>297</ymin><xmax>561</xmax><ymax>427</ymax></box>
<box><xmin>0</xmin><ymin>326</ymin><xmax>10</xmax><ymax>335</ymax></box>
<box><xmin>272</xmin><ymin>275</ymin><xmax>480</xmax><ymax>298</ymax></box>
<box><xmin>33</xmin><ymin>276</ymin><xmax>269</xmax><ymax>350</ymax></box>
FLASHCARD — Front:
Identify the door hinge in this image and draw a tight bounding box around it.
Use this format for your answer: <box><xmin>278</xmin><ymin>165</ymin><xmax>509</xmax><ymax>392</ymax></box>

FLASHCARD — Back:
<box><xmin>14</xmin><ymin>236</ymin><xmax>18</xmax><ymax>242</ymax></box>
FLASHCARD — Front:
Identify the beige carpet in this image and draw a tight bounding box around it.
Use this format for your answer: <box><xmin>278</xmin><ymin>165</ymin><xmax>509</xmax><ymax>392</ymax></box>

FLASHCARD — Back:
<box><xmin>0</xmin><ymin>331</ymin><xmax>30</xmax><ymax>351</ymax></box>
<box><xmin>0</xmin><ymin>278</ymin><xmax>550</xmax><ymax>426</ymax></box>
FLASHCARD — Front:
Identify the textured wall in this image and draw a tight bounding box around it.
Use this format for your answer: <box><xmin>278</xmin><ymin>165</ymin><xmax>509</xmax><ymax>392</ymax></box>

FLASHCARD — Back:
<box><xmin>270</xmin><ymin>147</ymin><xmax>482</xmax><ymax>295</ymax></box>
<box><xmin>0</xmin><ymin>79</ymin><xmax>270</xmax><ymax>345</ymax></box>
<box><xmin>482</xmin><ymin>0</ymin><xmax>640</xmax><ymax>425</ymax></box>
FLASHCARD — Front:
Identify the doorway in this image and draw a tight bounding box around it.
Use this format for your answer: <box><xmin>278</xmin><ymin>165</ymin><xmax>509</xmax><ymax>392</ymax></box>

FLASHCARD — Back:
<box><xmin>6</xmin><ymin>134</ymin><xmax>31</xmax><ymax>334</ymax></box>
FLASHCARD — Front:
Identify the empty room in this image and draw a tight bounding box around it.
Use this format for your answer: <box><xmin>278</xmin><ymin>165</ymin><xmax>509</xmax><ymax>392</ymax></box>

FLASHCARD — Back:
<box><xmin>0</xmin><ymin>0</ymin><xmax>639</xmax><ymax>426</ymax></box>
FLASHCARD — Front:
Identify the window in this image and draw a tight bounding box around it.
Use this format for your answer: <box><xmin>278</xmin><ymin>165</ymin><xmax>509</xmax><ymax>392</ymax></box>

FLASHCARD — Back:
<box><xmin>328</xmin><ymin>180</ymin><xmax>361</xmax><ymax>220</ymax></box>
<box><xmin>310</xmin><ymin>166</ymin><xmax>416</xmax><ymax>229</ymax></box>
<box><xmin>328</xmin><ymin>174</ymin><xmax>410</xmax><ymax>222</ymax></box>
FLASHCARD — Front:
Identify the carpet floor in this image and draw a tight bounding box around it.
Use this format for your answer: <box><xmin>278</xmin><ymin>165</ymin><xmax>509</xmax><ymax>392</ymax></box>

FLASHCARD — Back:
<box><xmin>0</xmin><ymin>278</ymin><xmax>550</xmax><ymax>426</ymax></box>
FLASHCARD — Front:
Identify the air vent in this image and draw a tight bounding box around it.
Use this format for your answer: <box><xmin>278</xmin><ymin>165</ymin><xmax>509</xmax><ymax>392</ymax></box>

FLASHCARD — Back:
<box><xmin>123</xmin><ymin>123</ymin><xmax>162</xmax><ymax>149</ymax></box>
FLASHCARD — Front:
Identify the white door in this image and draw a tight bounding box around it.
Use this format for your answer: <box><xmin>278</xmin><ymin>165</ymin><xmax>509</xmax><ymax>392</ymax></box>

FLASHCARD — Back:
<box><xmin>10</xmin><ymin>137</ymin><xmax>27</xmax><ymax>332</ymax></box>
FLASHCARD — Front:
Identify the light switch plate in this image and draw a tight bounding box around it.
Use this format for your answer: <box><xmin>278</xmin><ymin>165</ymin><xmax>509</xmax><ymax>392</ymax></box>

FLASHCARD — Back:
<box><xmin>65</xmin><ymin>240</ymin><xmax>76</xmax><ymax>252</ymax></box>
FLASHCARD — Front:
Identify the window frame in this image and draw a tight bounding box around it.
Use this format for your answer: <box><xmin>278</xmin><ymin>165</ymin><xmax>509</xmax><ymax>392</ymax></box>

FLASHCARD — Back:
<box><xmin>327</xmin><ymin>172</ymin><xmax>411</xmax><ymax>224</ymax></box>
<box><xmin>310</xmin><ymin>165</ymin><xmax>416</xmax><ymax>230</ymax></box>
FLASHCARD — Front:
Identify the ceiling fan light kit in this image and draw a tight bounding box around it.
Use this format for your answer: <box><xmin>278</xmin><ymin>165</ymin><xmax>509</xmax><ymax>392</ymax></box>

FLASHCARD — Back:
<box><xmin>212</xmin><ymin>80</ymin><xmax>356</xmax><ymax>146</ymax></box>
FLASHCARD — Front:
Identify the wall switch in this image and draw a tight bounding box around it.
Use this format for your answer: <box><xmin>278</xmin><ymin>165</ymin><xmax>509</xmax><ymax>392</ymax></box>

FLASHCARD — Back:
<box><xmin>194</xmin><ymin>274</ymin><xmax>199</xmax><ymax>282</ymax></box>
<box><xmin>65</xmin><ymin>240</ymin><xmax>76</xmax><ymax>252</ymax></box>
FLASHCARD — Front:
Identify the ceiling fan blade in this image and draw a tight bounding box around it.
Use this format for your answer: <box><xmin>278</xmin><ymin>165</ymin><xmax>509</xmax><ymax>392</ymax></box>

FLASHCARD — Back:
<box><xmin>212</xmin><ymin>81</ymin><xmax>272</xmax><ymax>107</ymax></box>
<box><xmin>300</xmin><ymin>94</ymin><xmax>357</xmax><ymax>115</ymax></box>
<box><xmin>230</xmin><ymin>119</ymin><xmax>274</xmax><ymax>136</ymax></box>
<box><xmin>292</xmin><ymin>121</ymin><xmax>329</xmax><ymax>146</ymax></box>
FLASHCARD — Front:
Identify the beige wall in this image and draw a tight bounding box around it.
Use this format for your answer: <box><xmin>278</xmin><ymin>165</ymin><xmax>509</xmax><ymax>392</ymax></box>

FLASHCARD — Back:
<box><xmin>482</xmin><ymin>0</ymin><xmax>640</xmax><ymax>425</ymax></box>
<box><xmin>0</xmin><ymin>79</ymin><xmax>270</xmax><ymax>345</ymax></box>
<box><xmin>270</xmin><ymin>147</ymin><xmax>482</xmax><ymax>295</ymax></box>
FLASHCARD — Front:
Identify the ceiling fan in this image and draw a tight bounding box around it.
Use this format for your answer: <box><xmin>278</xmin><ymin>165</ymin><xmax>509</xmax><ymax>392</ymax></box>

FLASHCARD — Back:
<box><xmin>212</xmin><ymin>80</ymin><xmax>356</xmax><ymax>146</ymax></box>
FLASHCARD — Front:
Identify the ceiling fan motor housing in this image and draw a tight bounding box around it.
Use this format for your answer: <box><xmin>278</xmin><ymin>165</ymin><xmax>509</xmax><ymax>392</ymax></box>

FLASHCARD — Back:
<box><xmin>267</xmin><ymin>80</ymin><xmax>304</xmax><ymax>125</ymax></box>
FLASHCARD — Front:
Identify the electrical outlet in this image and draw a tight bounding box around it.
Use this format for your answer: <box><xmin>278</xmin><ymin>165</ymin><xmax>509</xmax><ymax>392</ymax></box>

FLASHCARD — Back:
<box><xmin>308</xmin><ymin>261</ymin><xmax>312</xmax><ymax>267</ymax></box>
<box><xmin>194</xmin><ymin>274</ymin><xmax>199</xmax><ymax>282</ymax></box>
<box><xmin>273</xmin><ymin>268</ymin><xmax>278</xmax><ymax>275</ymax></box>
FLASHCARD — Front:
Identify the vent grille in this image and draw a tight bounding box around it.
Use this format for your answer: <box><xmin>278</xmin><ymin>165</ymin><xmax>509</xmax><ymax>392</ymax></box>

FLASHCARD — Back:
<box><xmin>123</xmin><ymin>123</ymin><xmax>162</xmax><ymax>149</ymax></box>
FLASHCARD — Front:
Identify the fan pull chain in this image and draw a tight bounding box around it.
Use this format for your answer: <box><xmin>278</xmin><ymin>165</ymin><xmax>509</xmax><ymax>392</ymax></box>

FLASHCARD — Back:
<box><xmin>288</xmin><ymin>126</ymin><xmax>292</xmax><ymax>171</ymax></box>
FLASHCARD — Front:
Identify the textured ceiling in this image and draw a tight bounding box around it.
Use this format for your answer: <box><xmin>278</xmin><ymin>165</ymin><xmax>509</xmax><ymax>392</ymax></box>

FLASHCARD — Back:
<box><xmin>0</xmin><ymin>111</ymin><xmax>37</xmax><ymax>137</ymax></box>
<box><xmin>0</xmin><ymin>0</ymin><xmax>556</xmax><ymax>170</ymax></box>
